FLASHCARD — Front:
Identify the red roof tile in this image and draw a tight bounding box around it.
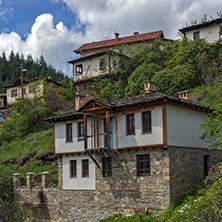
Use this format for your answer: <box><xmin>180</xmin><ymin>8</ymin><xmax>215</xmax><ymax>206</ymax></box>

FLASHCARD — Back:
<box><xmin>74</xmin><ymin>30</ymin><xmax>164</xmax><ymax>54</ymax></box>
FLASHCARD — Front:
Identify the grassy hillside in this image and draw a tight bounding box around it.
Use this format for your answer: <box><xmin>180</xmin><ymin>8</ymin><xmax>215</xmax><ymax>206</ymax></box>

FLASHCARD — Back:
<box><xmin>0</xmin><ymin>128</ymin><xmax>56</xmax><ymax>179</ymax></box>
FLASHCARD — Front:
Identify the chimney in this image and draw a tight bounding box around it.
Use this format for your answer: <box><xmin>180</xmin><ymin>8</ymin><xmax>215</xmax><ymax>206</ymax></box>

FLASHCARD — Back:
<box><xmin>48</xmin><ymin>75</ymin><xmax>52</xmax><ymax>80</ymax></box>
<box><xmin>178</xmin><ymin>90</ymin><xmax>190</xmax><ymax>100</ymax></box>
<box><xmin>144</xmin><ymin>80</ymin><xmax>156</xmax><ymax>93</ymax></box>
<box><xmin>134</xmin><ymin>32</ymin><xmax>139</xmax><ymax>35</ymax></box>
<box><xmin>115</xmin><ymin>32</ymin><xmax>119</xmax><ymax>41</ymax></box>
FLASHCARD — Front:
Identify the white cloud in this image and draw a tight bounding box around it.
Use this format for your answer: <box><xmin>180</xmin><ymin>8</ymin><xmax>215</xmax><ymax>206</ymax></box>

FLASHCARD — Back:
<box><xmin>0</xmin><ymin>13</ymin><xmax>82</xmax><ymax>77</ymax></box>
<box><xmin>61</xmin><ymin>0</ymin><xmax>222</xmax><ymax>40</ymax></box>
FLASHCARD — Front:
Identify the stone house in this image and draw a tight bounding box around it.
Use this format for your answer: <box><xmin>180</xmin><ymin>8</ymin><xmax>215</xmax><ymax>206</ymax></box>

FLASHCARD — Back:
<box><xmin>3</xmin><ymin>76</ymin><xmax>63</xmax><ymax>104</ymax></box>
<box><xmin>69</xmin><ymin>30</ymin><xmax>170</xmax><ymax>110</ymax></box>
<box><xmin>13</xmin><ymin>81</ymin><xmax>222</xmax><ymax>221</ymax></box>
<box><xmin>179</xmin><ymin>18</ymin><xmax>222</xmax><ymax>42</ymax></box>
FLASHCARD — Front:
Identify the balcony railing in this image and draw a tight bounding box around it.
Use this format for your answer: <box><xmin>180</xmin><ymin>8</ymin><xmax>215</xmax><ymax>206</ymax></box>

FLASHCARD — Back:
<box><xmin>84</xmin><ymin>131</ymin><xmax>116</xmax><ymax>153</ymax></box>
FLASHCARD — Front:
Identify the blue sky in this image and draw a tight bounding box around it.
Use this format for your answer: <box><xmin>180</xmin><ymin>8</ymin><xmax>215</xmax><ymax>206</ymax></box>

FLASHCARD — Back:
<box><xmin>0</xmin><ymin>0</ymin><xmax>222</xmax><ymax>77</ymax></box>
<box><xmin>0</xmin><ymin>0</ymin><xmax>79</xmax><ymax>38</ymax></box>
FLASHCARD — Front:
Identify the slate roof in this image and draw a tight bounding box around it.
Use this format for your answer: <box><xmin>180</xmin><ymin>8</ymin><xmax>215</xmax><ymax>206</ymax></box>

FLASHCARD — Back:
<box><xmin>44</xmin><ymin>111</ymin><xmax>95</xmax><ymax>123</ymax></box>
<box><xmin>179</xmin><ymin>18</ymin><xmax>222</xmax><ymax>35</ymax></box>
<box><xmin>45</xmin><ymin>91</ymin><xmax>210</xmax><ymax>123</ymax></box>
<box><xmin>74</xmin><ymin>31</ymin><xmax>165</xmax><ymax>54</ymax></box>
<box><xmin>3</xmin><ymin>77</ymin><xmax>63</xmax><ymax>88</ymax></box>
<box><xmin>79</xmin><ymin>91</ymin><xmax>210</xmax><ymax>111</ymax></box>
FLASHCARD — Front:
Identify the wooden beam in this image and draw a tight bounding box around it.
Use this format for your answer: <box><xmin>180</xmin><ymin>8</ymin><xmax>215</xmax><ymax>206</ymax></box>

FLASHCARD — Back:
<box><xmin>84</xmin><ymin>115</ymin><xmax>87</xmax><ymax>151</ymax></box>
<box><xmin>117</xmin><ymin>103</ymin><xmax>162</xmax><ymax>113</ymax></box>
<box><xmin>122</xmin><ymin>107</ymin><xmax>154</xmax><ymax>115</ymax></box>
<box><xmin>162</xmin><ymin>103</ymin><xmax>167</xmax><ymax>146</ymax></box>
<box><xmin>88</xmin><ymin>153</ymin><xmax>101</xmax><ymax>169</ymax></box>
<box><xmin>84</xmin><ymin>106</ymin><xmax>111</xmax><ymax>112</ymax></box>
<box><xmin>94</xmin><ymin>116</ymin><xmax>96</xmax><ymax>149</ymax></box>
<box><xmin>106</xmin><ymin>111</ymin><xmax>110</xmax><ymax>149</ymax></box>
<box><xmin>63</xmin><ymin>119</ymin><xmax>84</xmax><ymax>124</ymax></box>
<box><xmin>115</xmin><ymin>112</ymin><xmax>118</xmax><ymax>150</ymax></box>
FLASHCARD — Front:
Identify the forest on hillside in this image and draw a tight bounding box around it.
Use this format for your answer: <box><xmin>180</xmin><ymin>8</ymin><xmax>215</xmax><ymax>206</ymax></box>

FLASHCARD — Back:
<box><xmin>0</xmin><ymin>51</ymin><xmax>65</xmax><ymax>93</ymax></box>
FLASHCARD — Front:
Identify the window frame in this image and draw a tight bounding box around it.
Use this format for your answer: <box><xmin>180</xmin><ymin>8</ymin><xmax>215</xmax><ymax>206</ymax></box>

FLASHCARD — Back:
<box><xmin>76</xmin><ymin>64</ymin><xmax>83</xmax><ymax>75</ymax></box>
<box><xmin>66</xmin><ymin>123</ymin><xmax>73</xmax><ymax>143</ymax></box>
<box><xmin>70</xmin><ymin>160</ymin><xmax>77</xmax><ymax>178</ymax></box>
<box><xmin>137</xmin><ymin>154</ymin><xmax>150</xmax><ymax>176</ymax></box>
<box><xmin>29</xmin><ymin>85</ymin><xmax>36</xmax><ymax>94</ymax></box>
<box><xmin>102</xmin><ymin>157</ymin><xmax>112</xmax><ymax>177</ymax></box>
<box><xmin>193</xmin><ymin>31</ymin><xmax>200</xmax><ymax>39</ymax></box>
<box><xmin>11</xmin><ymin>89</ymin><xmax>17</xmax><ymax>97</ymax></box>
<box><xmin>82</xmin><ymin>159</ymin><xmax>89</xmax><ymax>177</ymax></box>
<box><xmin>126</xmin><ymin>113</ymin><xmax>135</xmax><ymax>135</ymax></box>
<box><xmin>78</xmin><ymin>121</ymin><xmax>84</xmax><ymax>140</ymax></box>
<box><xmin>142</xmin><ymin>111</ymin><xmax>152</xmax><ymax>134</ymax></box>
<box><xmin>100</xmin><ymin>58</ymin><xmax>106</xmax><ymax>70</ymax></box>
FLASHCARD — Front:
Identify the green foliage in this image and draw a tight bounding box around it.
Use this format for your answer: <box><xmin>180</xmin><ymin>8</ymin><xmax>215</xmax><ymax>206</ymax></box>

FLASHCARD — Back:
<box><xmin>157</xmin><ymin>179</ymin><xmax>222</xmax><ymax>221</ymax></box>
<box><xmin>0</xmin><ymin>97</ymin><xmax>51</xmax><ymax>144</ymax></box>
<box><xmin>90</xmin><ymin>37</ymin><xmax>222</xmax><ymax>99</ymax></box>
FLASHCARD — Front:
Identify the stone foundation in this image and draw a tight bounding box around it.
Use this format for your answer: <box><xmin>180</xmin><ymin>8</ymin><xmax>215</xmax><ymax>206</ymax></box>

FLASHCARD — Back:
<box><xmin>13</xmin><ymin>147</ymin><xmax>222</xmax><ymax>221</ymax></box>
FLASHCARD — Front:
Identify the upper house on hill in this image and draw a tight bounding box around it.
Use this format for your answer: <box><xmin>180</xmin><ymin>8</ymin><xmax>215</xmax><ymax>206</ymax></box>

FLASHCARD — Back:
<box><xmin>68</xmin><ymin>30</ymin><xmax>171</xmax><ymax>110</ymax></box>
<box><xmin>179</xmin><ymin>18</ymin><xmax>222</xmax><ymax>43</ymax></box>
<box><xmin>68</xmin><ymin>30</ymin><xmax>169</xmax><ymax>84</ymax></box>
<box><xmin>3</xmin><ymin>76</ymin><xmax>63</xmax><ymax>104</ymax></box>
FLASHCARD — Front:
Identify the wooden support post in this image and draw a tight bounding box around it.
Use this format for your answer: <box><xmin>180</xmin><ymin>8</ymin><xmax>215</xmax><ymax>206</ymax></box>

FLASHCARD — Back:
<box><xmin>94</xmin><ymin>117</ymin><xmax>96</xmax><ymax>149</ymax></box>
<box><xmin>115</xmin><ymin>112</ymin><xmax>118</xmax><ymax>150</ymax></box>
<box><xmin>84</xmin><ymin>115</ymin><xmax>87</xmax><ymax>150</ymax></box>
<box><xmin>106</xmin><ymin>111</ymin><xmax>110</xmax><ymax>149</ymax></box>
<box><xmin>97</xmin><ymin>116</ymin><xmax>99</xmax><ymax>149</ymax></box>
<box><xmin>162</xmin><ymin>103</ymin><xmax>167</xmax><ymax>146</ymax></box>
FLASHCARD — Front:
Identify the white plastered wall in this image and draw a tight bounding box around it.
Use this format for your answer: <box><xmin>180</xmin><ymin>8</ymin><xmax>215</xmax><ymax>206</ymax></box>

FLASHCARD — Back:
<box><xmin>117</xmin><ymin>106</ymin><xmax>163</xmax><ymax>148</ymax></box>
<box><xmin>55</xmin><ymin>122</ymin><xmax>84</xmax><ymax>153</ymax></box>
<box><xmin>185</xmin><ymin>24</ymin><xmax>222</xmax><ymax>43</ymax></box>
<box><xmin>166</xmin><ymin>104</ymin><xmax>208</xmax><ymax>148</ymax></box>
<box><xmin>63</xmin><ymin>155</ymin><xmax>96</xmax><ymax>190</ymax></box>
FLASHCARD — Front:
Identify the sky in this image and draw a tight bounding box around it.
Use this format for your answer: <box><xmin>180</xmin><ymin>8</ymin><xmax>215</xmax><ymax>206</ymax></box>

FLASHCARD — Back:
<box><xmin>0</xmin><ymin>0</ymin><xmax>222</xmax><ymax>77</ymax></box>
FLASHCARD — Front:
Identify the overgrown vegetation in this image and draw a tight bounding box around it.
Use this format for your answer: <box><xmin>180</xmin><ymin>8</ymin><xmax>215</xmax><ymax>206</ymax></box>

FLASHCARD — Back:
<box><xmin>100</xmin><ymin>177</ymin><xmax>222</xmax><ymax>221</ymax></box>
<box><xmin>0</xmin><ymin>51</ymin><xmax>66</xmax><ymax>93</ymax></box>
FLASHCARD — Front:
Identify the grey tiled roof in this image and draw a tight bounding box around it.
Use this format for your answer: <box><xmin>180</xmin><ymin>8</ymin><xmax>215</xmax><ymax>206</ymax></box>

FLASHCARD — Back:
<box><xmin>79</xmin><ymin>92</ymin><xmax>210</xmax><ymax>111</ymax></box>
<box><xmin>45</xmin><ymin>91</ymin><xmax>210</xmax><ymax>122</ymax></box>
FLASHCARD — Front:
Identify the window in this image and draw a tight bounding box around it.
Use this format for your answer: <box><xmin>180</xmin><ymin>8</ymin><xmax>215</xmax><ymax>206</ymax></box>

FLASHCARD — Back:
<box><xmin>66</xmin><ymin>123</ymin><xmax>73</xmax><ymax>142</ymax></box>
<box><xmin>78</xmin><ymin>122</ymin><xmax>84</xmax><ymax>140</ymax></box>
<box><xmin>143</xmin><ymin>111</ymin><xmax>152</xmax><ymax>133</ymax></box>
<box><xmin>137</xmin><ymin>154</ymin><xmax>150</xmax><ymax>176</ymax></box>
<box><xmin>220</xmin><ymin>25</ymin><xmax>222</xmax><ymax>35</ymax></box>
<box><xmin>127</xmin><ymin>114</ymin><xmax>135</xmax><ymax>135</ymax></box>
<box><xmin>70</xmin><ymin>160</ymin><xmax>77</xmax><ymax>178</ymax></box>
<box><xmin>76</xmin><ymin>64</ymin><xmax>82</xmax><ymax>75</ymax></box>
<box><xmin>23</xmin><ymin>88</ymin><xmax>26</xmax><ymax>95</ymax></box>
<box><xmin>82</xmin><ymin>159</ymin><xmax>89</xmax><ymax>177</ymax></box>
<box><xmin>29</xmin><ymin>85</ymin><xmax>35</xmax><ymax>93</ymax></box>
<box><xmin>100</xmin><ymin>58</ymin><xmax>106</xmax><ymax>70</ymax></box>
<box><xmin>193</xmin><ymin>31</ymin><xmax>200</xmax><ymax>39</ymax></box>
<box><xmin>103</xmin><ymin>157</ymin><xmax>112</xmax><ymax>177</ymax></box>
<box><xmin>11</xmin><ymin>89</ymin><xmax>17</xmax><ymax>97</ymax></box>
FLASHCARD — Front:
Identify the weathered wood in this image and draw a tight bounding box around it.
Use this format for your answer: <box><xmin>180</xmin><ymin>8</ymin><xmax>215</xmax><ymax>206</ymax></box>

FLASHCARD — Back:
<box><xmin>162</xmin><ymin>103</ymin><xmax>167</xmax><ymax>146</ymax></box>
<box><xmin>106</xmin><ymin>111</ymin><xmax>110</xmax><ymax>149</ymax></box>
<box><xmin>84</xmin><ymin>115</ymin><xmax>87</xmax><ymax>151</ymax></box>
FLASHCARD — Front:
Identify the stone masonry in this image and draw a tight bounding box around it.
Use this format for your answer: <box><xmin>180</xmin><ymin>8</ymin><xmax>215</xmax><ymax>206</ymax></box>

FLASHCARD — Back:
<box><xmin>13</xmin><ymin>147</ymin><xmax>222</xmax><ymax>221</ymax></box>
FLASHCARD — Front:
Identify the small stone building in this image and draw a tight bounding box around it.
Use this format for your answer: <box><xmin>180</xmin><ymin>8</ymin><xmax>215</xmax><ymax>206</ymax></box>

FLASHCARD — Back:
<box><xmin>14</xmin><ymin>81</ymin><xmax>222</xmax><ymax>221</ymax></box>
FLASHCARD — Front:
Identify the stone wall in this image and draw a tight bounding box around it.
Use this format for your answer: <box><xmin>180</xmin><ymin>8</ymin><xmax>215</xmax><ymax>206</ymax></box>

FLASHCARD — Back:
<box><xmin>169</xmin><ymin>147</ymin><xmax>222</xmax><ymax>203</ymax></box>
<box><xmin>14</xmin><ymin>148</ymin><xmax>171</xmax><ymax>222</ymax></box>
<box><xmin>14</xmin><ymin>147</ymin><xmax>222</xmax><ymax>221</ymax></box>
